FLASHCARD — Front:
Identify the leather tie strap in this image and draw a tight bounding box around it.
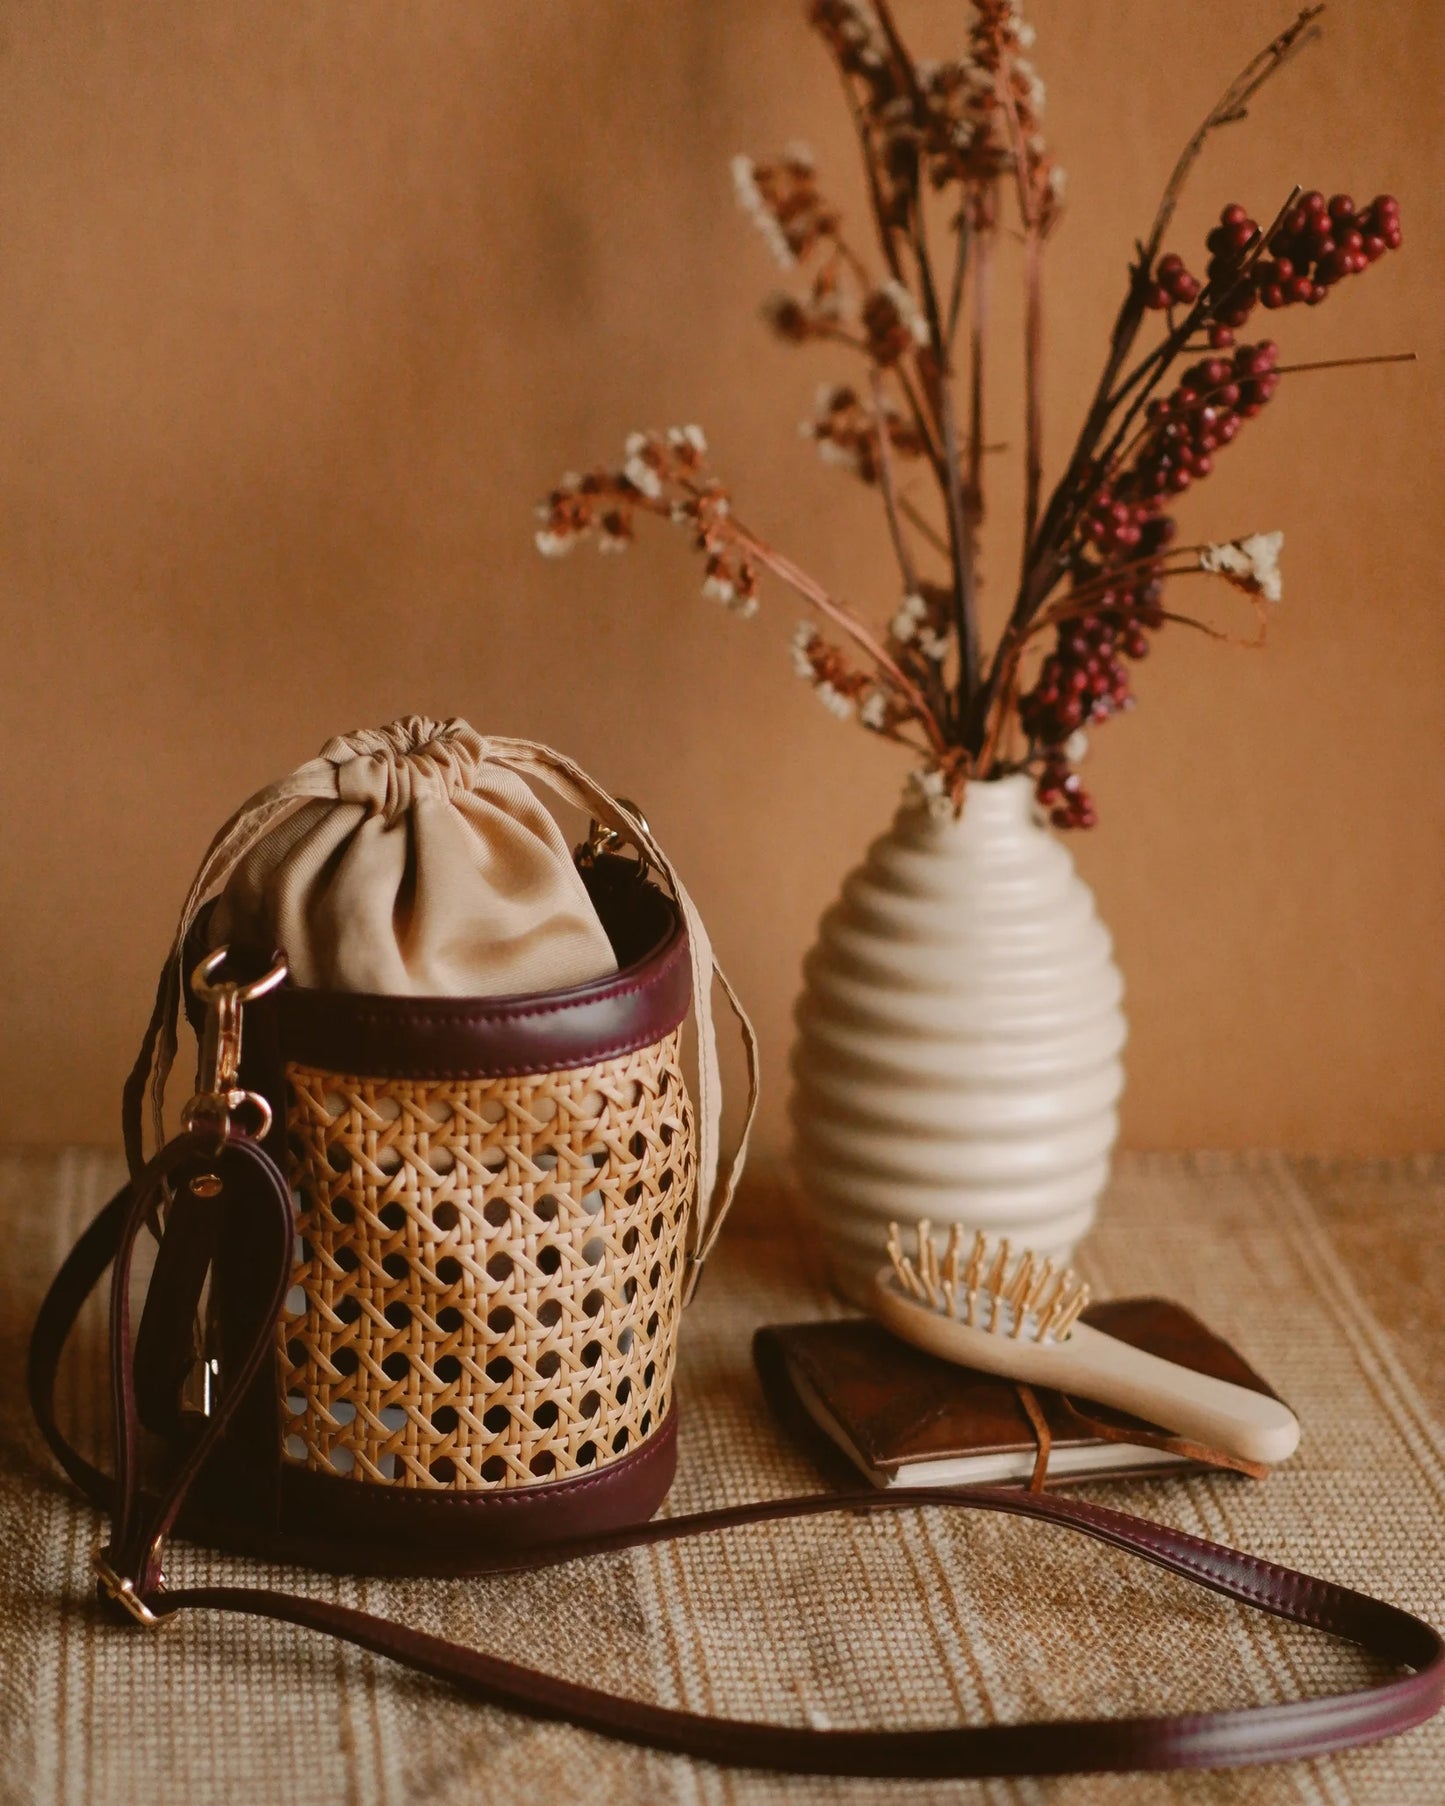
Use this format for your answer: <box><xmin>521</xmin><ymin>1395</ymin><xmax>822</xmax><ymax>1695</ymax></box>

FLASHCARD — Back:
<box><xmin>28</xmin><ymin>1150</ymin><xmax>1445</xmax><ymax>1781</ymax></box>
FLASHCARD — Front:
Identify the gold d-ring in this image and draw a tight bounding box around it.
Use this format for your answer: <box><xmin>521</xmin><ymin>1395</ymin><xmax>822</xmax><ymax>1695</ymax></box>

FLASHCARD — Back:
<box><xmin>575</xmin><ymin>797</ymin><xmax>653</xmax><ymax>879</ymax></box>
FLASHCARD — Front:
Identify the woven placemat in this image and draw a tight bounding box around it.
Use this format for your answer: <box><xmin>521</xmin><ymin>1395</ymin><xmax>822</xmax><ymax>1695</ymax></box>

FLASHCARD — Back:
<box><xmin>2</xmin><ymin>1150</ymin><xmax>1441</xmax><ymax>1805</ymax></box>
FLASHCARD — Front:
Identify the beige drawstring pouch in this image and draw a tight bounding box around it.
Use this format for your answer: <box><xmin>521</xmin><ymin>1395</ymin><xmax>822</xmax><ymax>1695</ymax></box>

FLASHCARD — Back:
<box><xmin>209</xmin><ymin>718</ymin><xmax>618</xmax><ymax>996</ymax></box>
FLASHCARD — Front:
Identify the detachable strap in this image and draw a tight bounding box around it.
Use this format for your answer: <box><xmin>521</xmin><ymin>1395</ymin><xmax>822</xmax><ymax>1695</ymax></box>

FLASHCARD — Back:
<box><xmin>28</xmin><ymin>1151</ymin><xmax>1445</xmax><ymax>1780</ymax></box>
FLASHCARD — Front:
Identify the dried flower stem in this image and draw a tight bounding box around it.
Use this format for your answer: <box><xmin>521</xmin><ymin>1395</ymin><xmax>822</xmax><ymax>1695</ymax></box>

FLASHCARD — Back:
<box><xmin>994</xmin><ymin>58</ymin><xmax>1046</xmax><ymax>553</ymax></box>
<box><xmin>869</xmin><ymin>367</ymin><xmax>920</xmax><ymax>596</ymax></box>
<box><xmin>946</xmin><ymin>214</ymin><xmax>972</xmax><ymax>351</ymax></box>
<box><xmin>911</xmin><ymin>192</ymin><xmax>981</xmax><ymax>709</ymax></box>
<box><xmin>727</xmin><ymin>519</ymin><xmax>948</xmax><ymax>754</ymax></box>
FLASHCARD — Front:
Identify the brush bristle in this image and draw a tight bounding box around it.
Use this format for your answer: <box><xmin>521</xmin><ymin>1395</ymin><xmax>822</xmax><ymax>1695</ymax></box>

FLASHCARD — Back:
<box><xmin>885</xmin><ymin>1223</ymin><xmax>1090</xmax><ymax>1342</ymax></box>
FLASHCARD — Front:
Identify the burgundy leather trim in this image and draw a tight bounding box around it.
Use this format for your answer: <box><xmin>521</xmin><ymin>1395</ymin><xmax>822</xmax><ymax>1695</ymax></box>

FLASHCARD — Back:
<box><xmin>181</xmin><ymin>1410</ymin><xmax>679</xmax><ymax>1576</ymax></box>
<box><xmin>187</xmin><ymin>858</ymin><xmax>691</xmax><ymax>1079</ymax></box>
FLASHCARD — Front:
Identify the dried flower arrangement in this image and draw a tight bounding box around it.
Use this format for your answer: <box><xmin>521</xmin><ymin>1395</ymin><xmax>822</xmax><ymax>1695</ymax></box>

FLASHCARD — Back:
<box><xmin>534</xmin><ymin>2</ymin><xmax>1406</xmax><ymax>826</ymax></box>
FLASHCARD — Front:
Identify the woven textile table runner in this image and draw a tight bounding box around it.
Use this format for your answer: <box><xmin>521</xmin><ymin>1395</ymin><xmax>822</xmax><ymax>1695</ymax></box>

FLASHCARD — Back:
<box><xmin>2</xmin><ymin>1151</ymin><xmax>1442</xmax><ymax>1805</ymax></box>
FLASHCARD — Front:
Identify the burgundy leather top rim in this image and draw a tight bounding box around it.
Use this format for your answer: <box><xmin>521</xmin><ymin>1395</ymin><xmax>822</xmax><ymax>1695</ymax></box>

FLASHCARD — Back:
<box><xmin>265</xmin><ymin>871</ymin><xmax>691</xmax><ymax>1079</ymax></box>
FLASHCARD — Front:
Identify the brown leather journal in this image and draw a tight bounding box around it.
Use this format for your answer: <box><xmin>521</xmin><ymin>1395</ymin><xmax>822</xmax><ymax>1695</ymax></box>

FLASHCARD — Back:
<box><xmin>754</xmin><ymin>1298</ymin><xmax>1283</xmax><ymax>1490</ymax></box>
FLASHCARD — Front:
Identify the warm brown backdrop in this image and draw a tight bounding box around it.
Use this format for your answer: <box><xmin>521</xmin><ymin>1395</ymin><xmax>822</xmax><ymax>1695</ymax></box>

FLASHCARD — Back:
<box><xmin>1</xmin><ymin>1</ymin><xmax>1440</xmax><ymax>1157</ymax></box>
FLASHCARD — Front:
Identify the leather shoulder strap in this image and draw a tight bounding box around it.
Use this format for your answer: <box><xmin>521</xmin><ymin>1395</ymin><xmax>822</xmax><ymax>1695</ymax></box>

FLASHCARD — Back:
<box><xmin>28</xmin><ymin>1155</ymin><xmax>1445</xmax><ymax>1781</ymax></box>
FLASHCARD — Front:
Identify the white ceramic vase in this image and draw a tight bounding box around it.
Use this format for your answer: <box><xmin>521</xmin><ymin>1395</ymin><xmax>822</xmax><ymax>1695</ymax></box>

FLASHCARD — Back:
<box><xmin>790</xmin><ymin>772</ymin><xmax>1126</xmax><ymax>1305</ymax></box>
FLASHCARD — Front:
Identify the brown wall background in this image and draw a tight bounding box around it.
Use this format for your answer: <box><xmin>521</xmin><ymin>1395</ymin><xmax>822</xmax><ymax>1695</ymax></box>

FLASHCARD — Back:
<box><xmin>1</xmin><ymin>1</ymin><xmax>1440</xmax><ymax>1156</ymax></box>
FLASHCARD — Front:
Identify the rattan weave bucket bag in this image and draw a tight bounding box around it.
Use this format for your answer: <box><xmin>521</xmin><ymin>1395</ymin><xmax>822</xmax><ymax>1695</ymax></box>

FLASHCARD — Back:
<box><xmin>72</xmin><ymin>719</ymin><xmax>757</xmax><ymax>1570</ymax></box>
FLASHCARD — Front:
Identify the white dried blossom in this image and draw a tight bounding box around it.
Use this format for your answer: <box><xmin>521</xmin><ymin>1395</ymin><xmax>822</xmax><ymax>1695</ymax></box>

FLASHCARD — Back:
<box><xmin>623</xmin><ymin>432</ymin><xmax>663</xmax><ymax>499</ymax></box>
<box><xmin>667</xmin><ymin>423</ymin><xmax>708</xmax><ymax>454</ymax></box>
<box><xmin>781</xmin><ymin>139</ymin><xmax>816</xmax><ymax>172</ymax></box>
<box><xmin>1014</xmin><ymin>19</ymin><xmax>1037</xmax><ymax>49</ymax></box>
<box><xmin>882</xmin><ymin>278</ymin><xmax>929</xmax><ymax>347</ymax></box>
<box><xmin>731</xmin><ymin>153</ymin><xmax>794</xmax><ymax>268</ymax></box>
<box><xmin>731</xmin><ymin>154</ymin><xmax>762</xmax><ymax>215</ymax></box>
<box><xmin>731</xmin><ymin>593</ymin><xmax>759</xmax><ymax>621</ymax></box>
<box><xmin>891</xmin><ymin>592</ymin><xmax>927</xmax><ymax>641</ymax></box>
<box><xmin>1048</xmin><ymin>165</ymin><xmax>1067</xmax><ymax>201</ymax></box>
<box><xmin>598</xmin><ymin>533</ymin><xmax>629</xmax><ymax>555</ymax></box>
<box><xmin>891</xmin><ymin>592</ymin><xmax>947</xmax><ymax>660</ymax></box>
<box><xmin>534</xmin><ymin>529</ymin><xmax>574</xmax><ymax>558</ymax></box>
<box><xmin>859</xmin><ymin>689</ymin><xmax>888</xmax><ymax>730</ymax></box>
<box><xmin>906</xmin><ymin>766</ymin><xmax>953</xmax><ymax>820</ymax></box>
<box><xmin>816</xmin><ymin>681</ymin><xmax>856</xmax><ymax>721</ymax></box>
<box><xmin>1064</xmin><ymin>728</ymin><xmax>1089</xmax><ymax>762</ymax></box>
<box><xmin>817</xmin><ymin>439</ymin><xmax>861</xmax><ymax>474</ymax></box>
<box><xmin>702</xmin><ymin>571</ymin><xmax>735</xmax><ymax>605</ymax></box>
<box><xmin>791</xmin><ymin>620</ymin><xmax>820</xmax><ymax>679</ymax></box>
<box><xmin>1014</xmin><ymin>59</ymin><xmax>1046</xmax><ymax>112</ymax></box>
<box><xmin>1199</xmin><ymin>529</ymin><xmax>1284</xmax><ymax>603</ymax></box>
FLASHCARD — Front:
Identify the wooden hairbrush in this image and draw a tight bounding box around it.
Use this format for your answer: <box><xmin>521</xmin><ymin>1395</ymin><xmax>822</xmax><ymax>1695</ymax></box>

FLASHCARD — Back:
<box><xmin>872</xmin><ymin>1221</ymin><xmax>1299</xmax><ymax>1467</ymax></box>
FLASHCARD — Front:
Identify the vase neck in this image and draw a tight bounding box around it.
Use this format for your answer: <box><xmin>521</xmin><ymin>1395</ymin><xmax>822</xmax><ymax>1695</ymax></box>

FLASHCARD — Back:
<box><xmin>894</xmin><ymin>773</ymin><xmax>1040</xmax><ymax>848</ymax></box>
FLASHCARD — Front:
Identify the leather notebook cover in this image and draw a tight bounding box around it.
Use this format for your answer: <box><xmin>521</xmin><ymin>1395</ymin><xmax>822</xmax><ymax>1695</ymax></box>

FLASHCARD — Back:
<box><xmin>753</xmin><ymin>1298</ymin><xmax>1281</xmax><ymax>1490</ymax></box>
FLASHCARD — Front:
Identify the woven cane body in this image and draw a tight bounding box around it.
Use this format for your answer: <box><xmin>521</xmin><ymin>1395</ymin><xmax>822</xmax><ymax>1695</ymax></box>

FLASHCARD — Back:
<box><xmin>278</xmin><ymin>1037</ymin><xmax>694</xmax><ymax>1491</ymax></box>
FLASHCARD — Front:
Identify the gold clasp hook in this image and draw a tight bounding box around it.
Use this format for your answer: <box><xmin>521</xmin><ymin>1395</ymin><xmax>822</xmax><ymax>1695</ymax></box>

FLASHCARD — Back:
<box><xmin>574</xmin><ymin>797</ymin><xmax>653</xmax><ymax>881</ymax></box>
<box><xmin>180</xmin><ymin>947</ymin><xmax>288</xmax><ymax>1144</ymax></box>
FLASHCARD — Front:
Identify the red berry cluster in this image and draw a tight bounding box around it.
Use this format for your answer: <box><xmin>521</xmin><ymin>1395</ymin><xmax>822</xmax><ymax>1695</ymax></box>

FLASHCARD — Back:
<box><xmin>1257</xmin><ymin>191</ymin><xmax>1401</xmax><ymax>308</ymax></box>
<box><xmin>1148</xmin><ymin>194</ymin><xmax>1403</xmax><ymax>339</ymax></box>
<box><xmin>1134</xmin><ymin>339</ymin><xmax>1279</xmax><ymax>496</ymax></box>
<box><xmin>1143</xmin><ymin>252</ymin><xmax>1200</xmax><ymax>311</ymax></box>
<box><xmin>1036</xmin><ymin>757</ymin><xmax>1097</xmax><ymax>829</ymax></box>
<box><xmin>1020</xmin><ymin>519</ymin><xmax>1176</xmax><ymax>827</ymax></box>
<box><xmin>1196</xmin><ymin>202</ymin><xmax>1266</xmax><ymax>332</ymax></box>
<box><xmin>1021</xmin><ymin>191</ymin><xmax>1401</xmax><ymax>830</ymax></box>
<box><xmin>1021</xmin><ymin>335</ymin><xmax>1280</xmax><ymax>827</ymax></box>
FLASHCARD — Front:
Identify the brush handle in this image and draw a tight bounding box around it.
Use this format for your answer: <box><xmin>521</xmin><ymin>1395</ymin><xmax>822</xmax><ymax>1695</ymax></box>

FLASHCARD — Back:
<box><xmin>872</xmin><ymin>1275</ymin><xmax>1299</xmax><ymax>1466</ymax></box>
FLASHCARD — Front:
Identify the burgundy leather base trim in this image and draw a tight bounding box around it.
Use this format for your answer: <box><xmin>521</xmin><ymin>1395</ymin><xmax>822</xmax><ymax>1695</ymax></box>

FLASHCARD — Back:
<box><xmin>187</xmin><ymin>858</ymin><xmax>691</xmax><ymax>1079</ymax></box>
<box><xmin>180</xmin><ymin>1410</ymin><xmax>679</xmax><ymax>1576</ymax></box>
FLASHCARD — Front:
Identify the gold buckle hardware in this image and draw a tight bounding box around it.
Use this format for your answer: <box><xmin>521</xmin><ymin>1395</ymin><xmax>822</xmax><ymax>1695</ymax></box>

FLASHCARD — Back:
<box><xmin>94</xmin><ymin>1549</ymin><xmax>168</xmax><ymax>1629</ymax></box>
<box><xmin>574</xmin><ymin>797</ymin><xmax>653</xmax><ymax>881</ymax></box>
<box><xmin>181</xmin><ymin>947</ymin><xmax>289</xmax><ymax>1142</ymax></box>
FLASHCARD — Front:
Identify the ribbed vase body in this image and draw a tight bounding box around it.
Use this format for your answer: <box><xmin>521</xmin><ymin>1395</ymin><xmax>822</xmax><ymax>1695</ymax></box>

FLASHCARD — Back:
<box><xmin>790</xmin><ymin>773</ymin><xmax>1126</xmax><ymax>1304</ymax></box>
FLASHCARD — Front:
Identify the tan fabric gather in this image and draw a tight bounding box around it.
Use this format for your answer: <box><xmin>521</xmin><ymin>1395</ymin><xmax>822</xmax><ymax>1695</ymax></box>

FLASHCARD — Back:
<box><xmin>210</xmin><ymin>717</ymin><xmax>617</xmax><ymax>996</ymax></box>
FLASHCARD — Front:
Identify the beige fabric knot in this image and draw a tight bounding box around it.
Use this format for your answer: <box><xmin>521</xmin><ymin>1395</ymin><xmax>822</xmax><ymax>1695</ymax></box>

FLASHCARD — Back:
<box><xmin>209</xmin><ymin>716</ymin><xmax>619</xmax><ymax>997</ymax></box>
<box><xmin>324</xmin><ymin>716</ymin><xmax>485</xmax><ymax>822</ymax></box>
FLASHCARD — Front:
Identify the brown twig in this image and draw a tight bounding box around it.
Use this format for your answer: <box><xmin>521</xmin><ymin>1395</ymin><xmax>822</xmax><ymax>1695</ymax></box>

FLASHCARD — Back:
<box><xmin>723</xmin><ymin>516</ymin><xmax>948</xmax><ymax>754</ymax></box>
<box><xmin>899</xmin><ymin>495</ymin><xmax>952</xmax><ymax>559</ymax></box>
<box><xmin>992</xmin><ymin>57</ymin><xmax>1046</xmax><ymax>553</ymax></box>
<box><xmin>869</xmin><ymin>368</ymin><xmax>921</xmax><ymax>595</ymax></box>
<box><xmin>945</xmin><ymin>212</ymin><xmax>972</xmax><ymax>352</ymax></box>
<box><xmin>911</xmin><ymin>192</ymin><xmax>981</xmax><ymax>709</ymax></box>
